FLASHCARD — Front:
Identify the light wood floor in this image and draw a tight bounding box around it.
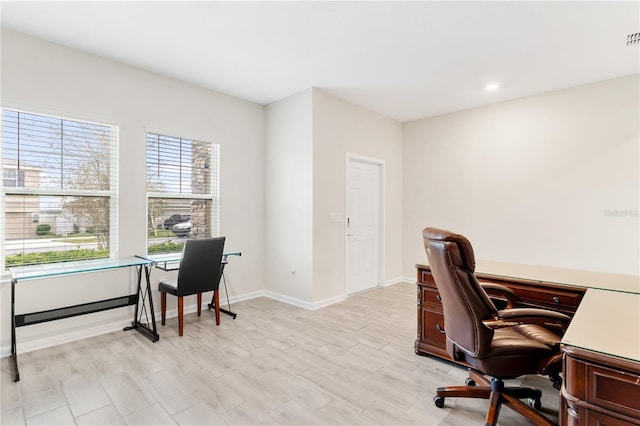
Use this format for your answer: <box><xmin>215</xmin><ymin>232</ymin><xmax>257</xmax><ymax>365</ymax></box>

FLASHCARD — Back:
<box><xmin>1</xmin><ymin>282</ymin><xmax>559</xmax><ymax>425</ymax></box>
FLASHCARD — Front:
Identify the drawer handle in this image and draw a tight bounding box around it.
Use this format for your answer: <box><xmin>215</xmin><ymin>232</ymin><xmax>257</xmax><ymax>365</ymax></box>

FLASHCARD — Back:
<box><xmin>435</xmin><ymin>295</ymin><xmax>441</xmax><ymax>302</ymax></box>
<box><xmin>436</xmin><ymin>324</ymin><xmax>446</xmax><ymax>334</ymax></box>
<box><xmin>552</xmin><ymin>296</ymin><xmax>560</xmax><ymax>303</ymax></box>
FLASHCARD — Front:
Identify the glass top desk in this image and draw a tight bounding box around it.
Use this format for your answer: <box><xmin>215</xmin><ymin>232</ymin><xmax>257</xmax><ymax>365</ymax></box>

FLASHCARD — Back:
<box><xmin>559</xmin><ymin>287</ymin><xmax>640</xmax><ymax>424</ymax></box>
<box><xmin>144</xmin><ymin>251</ymin><xmax>241</xmax><ymax>271</ymax></box>
<box><xmin>473</xmin><ymin>260</ymin><xmax>640</xmax><ymax>294</ymax></box>
<box><xmin>140</xmin><ymin>251</ymin><xmax>241</xmax><ymax>319</ymax></box>
<box><xmin>562</xmin><ymin>289</ymin><xmax>639</xmax><ymax>362</ymax></box>
<box><xmin>415</xmin><ymin>260</ymin><xmax>640</xmax><ymax>424</ymax></box>
<box><xmin>430</xmin><ymin>259</ymin><xmax>640</xmax><ymax>360</ymax></box>
<box><xmin>476</xmin><ymin>262</ymin><xmax>640</xmax><ymax>425</ymax></box>
<box><xmin>9</xmin><ymin>257</ymin><xmax>160</xmax><ymax>382</ymax></box>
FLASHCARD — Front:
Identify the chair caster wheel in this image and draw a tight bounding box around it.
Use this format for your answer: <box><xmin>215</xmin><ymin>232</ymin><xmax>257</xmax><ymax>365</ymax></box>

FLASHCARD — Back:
<box><xmin>433</xmin><ymin>396</ymin><xmax>445</xmax><ymax>408</ymax></box>
<box><xmin>549</xmin><ymin>373</ymin><xmax>562</xmax><ymax>390</ymax></box>
<box><xmin>465</xmin><ymin>378</ymin><xmax>476</xmax><ymax>386</ymax></box>
<box><xmin>528</xmin><ymin>397</ymin><xmax>541</xmax><ymax>410</ymax></box>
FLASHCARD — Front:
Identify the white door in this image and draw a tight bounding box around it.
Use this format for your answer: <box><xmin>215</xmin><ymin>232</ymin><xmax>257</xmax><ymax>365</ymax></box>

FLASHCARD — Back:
<box><xmin>346</xmin><ymin>157</ymin><xmax>382</xmax><ymax>295</ymax></box>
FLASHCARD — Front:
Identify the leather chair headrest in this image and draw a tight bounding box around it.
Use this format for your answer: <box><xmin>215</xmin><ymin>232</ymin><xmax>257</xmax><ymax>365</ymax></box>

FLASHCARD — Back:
<box><xmin>423</xmin><ymin>227</ymin><xmax>476</xmax><ymax>272</ymax></box>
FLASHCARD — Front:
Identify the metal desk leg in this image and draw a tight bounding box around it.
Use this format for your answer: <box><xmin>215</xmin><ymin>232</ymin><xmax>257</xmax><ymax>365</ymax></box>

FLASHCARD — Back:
<box><xmin>124</xmin><ymin>264</ymin><xmax>160</xmax><ymax>342</ymax></box>
<box><xmin>208</xmin><ymin>262</ymin><xmax>237</xmax><ymax>319</ymax></box>
<box><xmin>10</xmin><ymin>278</ymin><xmax>20</xmax><ymax>382</ymax></box>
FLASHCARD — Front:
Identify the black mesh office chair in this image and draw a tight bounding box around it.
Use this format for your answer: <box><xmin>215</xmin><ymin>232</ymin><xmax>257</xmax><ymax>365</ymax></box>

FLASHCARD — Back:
<box><xmin>159</xmin><ymin>237</ymin><xmax>225</xmax><ymax>336</ymax></box>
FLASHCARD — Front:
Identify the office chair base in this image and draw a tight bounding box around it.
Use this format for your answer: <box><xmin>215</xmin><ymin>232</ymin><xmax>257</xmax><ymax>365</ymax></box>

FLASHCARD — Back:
<box><xmin>433</xmin><ymin>370</ymin><xmax>555</xmax><ymax>426</ymax></box>
<box><xmin>549</xmin><ymin>373</ymin><xmax>562</xmax><ymax>390</ymax></box>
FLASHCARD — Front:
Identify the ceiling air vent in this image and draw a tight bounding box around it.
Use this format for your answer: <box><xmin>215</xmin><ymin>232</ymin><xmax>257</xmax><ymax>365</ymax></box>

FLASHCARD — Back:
<box><xmin>628</xmin><ymin>32</ymin><xmax>640</xmax><ymax>46</ymax></box>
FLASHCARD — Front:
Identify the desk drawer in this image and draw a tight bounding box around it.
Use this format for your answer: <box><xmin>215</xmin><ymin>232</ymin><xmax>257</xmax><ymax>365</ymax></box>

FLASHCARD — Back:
<box><xmin>422</xmin><ymin>287</ymin><xmax>443</xmax><ymax>308</ymax></box>
<box><xmin>421</xmin><ymin>310</ymin><xmax>447</xmax><ymax>346</ymax></box>
<box><xmin>509</xmin><ymin>284</ymin><xmax>582</xmax><ymax>310</ymax></box>
<box><xmin>586</xmin><ymin>362</ymin><xmax>640</xmax><ymax>418</ymax></box>
<box><xmin>419</xmin><ymin>270</ymin><xmax>436</xmax><ymax>286</ymax></box>
<box><xmin>586</xmin><ymin>409</ymin><xmax>639</xmax><ymax>426</ymax></box>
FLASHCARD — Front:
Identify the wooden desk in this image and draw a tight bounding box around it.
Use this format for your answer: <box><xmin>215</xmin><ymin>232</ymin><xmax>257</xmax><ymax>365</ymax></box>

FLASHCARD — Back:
<box><xmin>415</xmin><ymin>262</ymin><xmax>589</xmax><ymax>360</ymax></box>
<box><xmin>414</xmin><ymin>261</ymin><xmax>640</xmax><ymax>425</ymax></box>
<box><xmin>560</xmin><ymin>289</ymin><xmax>640</xmax><ymax>425</ymax></box>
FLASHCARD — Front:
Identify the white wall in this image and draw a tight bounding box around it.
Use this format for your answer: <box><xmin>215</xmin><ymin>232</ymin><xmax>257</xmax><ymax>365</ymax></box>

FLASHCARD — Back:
<box><xmin>264</xmin><ymin>90</ymin><xmax>314</xmax><ymax>304</ymax></box>
<box><xmin>312</xmin><ymin>90</ymin><xmax>404</xmax><ymax>303</ymax></box>
<box><xmin>4</xmin><ymin>28</ymin><xmax>637</xmax><ymax>357</ymax></box>
<box><xmin>403</xmin><ymin>75</ymin><xmax>640</xmax><ymax>277</ymax></box>
<box><xmin>263</xmin><ymin>89</ymin><xmax>403</xmax><ymax>307</ymax></box>
<box><xmin>1</xmin><ymin>29</ymin><xmax>265</xmax><ymax>355</ymax></box>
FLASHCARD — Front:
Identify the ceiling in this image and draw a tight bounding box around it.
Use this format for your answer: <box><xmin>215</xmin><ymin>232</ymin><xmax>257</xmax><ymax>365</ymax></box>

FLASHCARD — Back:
<box><xmin>1</xmin><ymin>1</ymin><xmax>638</xmax><ymax>122</ymax></box>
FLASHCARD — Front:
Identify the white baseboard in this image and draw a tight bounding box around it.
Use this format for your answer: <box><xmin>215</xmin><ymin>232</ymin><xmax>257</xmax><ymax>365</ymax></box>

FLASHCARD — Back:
<box><xmin>2</xmin><ymin>317</ymin><xmax>133</xmax><ymax>358</ymax></box>
<box><xmin>383</xmin><ymin>276</ymin><xmax>415</xmax><ymax>287</ymax></box>
<box><xmin>263</xmin><ymin>291</ymin><xmax>346</xmax><ymax>310</ymax></box>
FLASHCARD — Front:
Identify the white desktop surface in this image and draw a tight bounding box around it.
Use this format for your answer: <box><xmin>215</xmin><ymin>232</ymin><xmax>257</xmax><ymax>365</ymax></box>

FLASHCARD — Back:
<box><xmin>475</xmin><ymin>260</ymin><xmax>640</xmax><ymax>294</ymax></box>
<box><xmin>561</xmin><ymin>288</ymin><xmax>640</xmax><ymax>363</ymax></box>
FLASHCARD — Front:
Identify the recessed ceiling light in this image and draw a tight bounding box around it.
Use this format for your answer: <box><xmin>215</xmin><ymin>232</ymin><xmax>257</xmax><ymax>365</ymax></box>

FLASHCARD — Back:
<box><xmin>485</xmin><ymin>82</ymin><xmax>500</xmax><ymax>91</ymax></box>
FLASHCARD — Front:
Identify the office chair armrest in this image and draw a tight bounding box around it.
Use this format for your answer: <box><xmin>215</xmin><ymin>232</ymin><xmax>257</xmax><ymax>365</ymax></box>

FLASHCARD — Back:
<box><xmin>483</xmin><ymin>308</ymin><xmax>571</xmax><ymax>329</ymax></box>
<box><xmin>479</xmin><ymin>281</ymin><xmax>518</xmax><ymax>308</ymax></box>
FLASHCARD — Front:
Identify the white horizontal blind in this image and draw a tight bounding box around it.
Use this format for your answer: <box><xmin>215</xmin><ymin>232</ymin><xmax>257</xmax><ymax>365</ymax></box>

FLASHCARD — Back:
<box><xmin>146</xmin><ymin>132</ymin><xmax>219</xmax><ymax>254</ymax></box>
<box><xmin>1</xmin><ymin>109</ymin><xmax>118</xmax><ymax>269</ymax></box>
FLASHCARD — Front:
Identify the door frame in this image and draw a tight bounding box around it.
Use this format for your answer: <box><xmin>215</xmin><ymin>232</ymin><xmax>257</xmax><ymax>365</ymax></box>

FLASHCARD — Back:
<box><xmin>345</xmin><ymin>153</ymin><xmax>385</xmax><ymax>296</ymax></box>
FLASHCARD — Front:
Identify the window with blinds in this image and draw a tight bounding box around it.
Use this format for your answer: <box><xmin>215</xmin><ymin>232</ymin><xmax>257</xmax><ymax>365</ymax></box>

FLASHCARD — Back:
<box><xmin>146</xmin><ymin>132</ymin><xmax>219</xmax><ymax>254</ymax></box>
<box><xmin>1</xmin><ymin>109</ymin><xmax>118</xmax><ymax>269</ymax></box>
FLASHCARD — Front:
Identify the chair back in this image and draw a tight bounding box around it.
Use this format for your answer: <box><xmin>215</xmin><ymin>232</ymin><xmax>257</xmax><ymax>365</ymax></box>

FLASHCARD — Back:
<box><xmin>176</xmin><ymin>237</ymin><xmax>225</xmax><ymax>297</ymax></box>
<box><xmin>422</xmin><ymin>228</ymin><xmax>497</xmax><ymax>359</ymax></box>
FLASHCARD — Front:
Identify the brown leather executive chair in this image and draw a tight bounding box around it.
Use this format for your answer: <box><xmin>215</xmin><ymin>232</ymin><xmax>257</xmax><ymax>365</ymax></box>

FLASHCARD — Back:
<box><xmin>422</xmin><ymin>228</ymin><xmax>570</xmax><ymax>426</ymax></box>
<box><xmin>159</xmin><ymin>237</ymin><xmax>225</xmax><ymax>336</ymax></box>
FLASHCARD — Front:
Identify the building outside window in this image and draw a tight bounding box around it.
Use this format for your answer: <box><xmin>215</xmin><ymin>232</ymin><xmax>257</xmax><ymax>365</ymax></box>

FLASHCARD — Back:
<box><xmin>146</xmin><ymin>132</ymin><xmax>219</xmax><ymax>255</ymax></box>
<box><xmin>1</xmin><ymin>109</ymin><xmax>118</xmax><ymax>269</ymax></box>
<box><xmin>3</xmin><ymin>168</ymin><xmax>25</xmax><ymax>187</ymax></box>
